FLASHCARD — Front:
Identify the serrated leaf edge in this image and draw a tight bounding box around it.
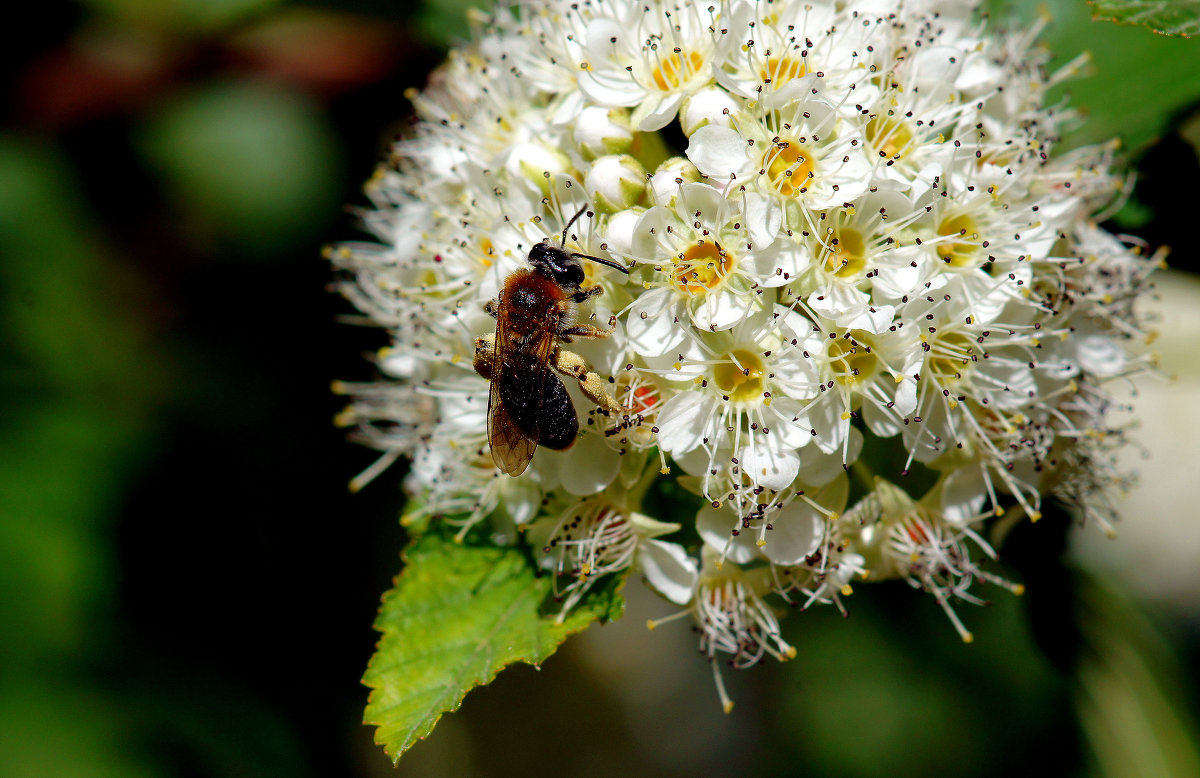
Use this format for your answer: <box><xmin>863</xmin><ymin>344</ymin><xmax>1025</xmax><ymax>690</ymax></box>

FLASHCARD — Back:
<box><xmin>361</xmin><ymin>537</ymin><xmax>615</xmax><ymax>762</ymax></box>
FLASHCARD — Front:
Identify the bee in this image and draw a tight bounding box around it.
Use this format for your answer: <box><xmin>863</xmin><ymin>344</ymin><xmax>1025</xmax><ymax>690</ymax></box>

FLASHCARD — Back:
<box><xmin>473</xmin><ymin>206</ymin><xmax>630</xmax><ymax>476</ymax></box>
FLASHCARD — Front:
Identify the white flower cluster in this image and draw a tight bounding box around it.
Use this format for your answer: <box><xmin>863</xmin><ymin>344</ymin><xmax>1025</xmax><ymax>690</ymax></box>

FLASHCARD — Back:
<box><xmin>332</xmin><ymin>0</ymin><xmax>1160</xmax><ymax>709</ymax></box>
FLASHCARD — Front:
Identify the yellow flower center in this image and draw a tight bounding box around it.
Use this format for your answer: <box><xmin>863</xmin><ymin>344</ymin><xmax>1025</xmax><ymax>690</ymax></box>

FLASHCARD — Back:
<box><xmin>713</xmin><ymin>349</ymin><xmax>765</xmax><ymax>402</ymax></box>
<box><xmin>478</xmin><ymin>237</ymin><xmax>496</xmax><ymax>267</ymax></box>
<box><xmin>822</xmin><ymin>228</ymin><xmax>867</xmax><ymax>278</ymax></box>
<box><xmin>865</xmin><ymin>115</ymin><xmax>913</xmax><ymax>160</ymax></box>
<box><xmin>827</xmin><ymin>331</ymin><xmax>878</xmax><ymax>386</ymax></box>
<box><xmin>759</xmin><ymin>56</ymin><xmax>807</xmax><ymax>88</ymax></box>
<box><xmin>928</xmin><ymin>330</ymin><xmax>977</xmax><ymax>384</ymax></box>
<box><xmin>763</xmin><ymin>141</ymin><xmax>814</xmax><ymax>197</ymax></box>
<box><xmin>652</xmin><ymin>50</ymin><xmax>705</xmax><ymax>91</ymax></box>
<box><xmin>936</xmin><ymin>214</ymin><xmax>980</xmax><ymax>267</ymax></box>
<box><xmin>673</xmin><ymin>240</ymin><xmax>734</xmax><ymax>293</ymax></box>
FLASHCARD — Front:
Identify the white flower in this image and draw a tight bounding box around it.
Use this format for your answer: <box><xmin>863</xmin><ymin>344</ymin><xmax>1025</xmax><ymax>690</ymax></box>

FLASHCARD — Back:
<box><xmin>712</xmin><ymin>1</ymin><xmax>854</xmax><ymax>105</ymax></box>
<box><xmin>528</xmin><ymin>496</ymin><xmax>681</xmax><ymax>616</ymax></box>
<box><xmin>585</xmin><ymin>154</ymin><xmax>647</xmax><ymax>212</ymax></box>
<box><xmin>575</xmin><ymin>2</ymin><xmax>722</xmax><ymax>130</ymax></box>
<box><xmin>783</xmin><ymin>188</ymin><xmax>919</xmax><ymax>330</ymax></box>
<box><xmin>695</xmin><ymin>472</ymin><xmax>847</xmax><ymax>567</ymax></box>
<box><xmin>687</xmin><ymin>93</ymin><xmax>873</xmax><ymax>221</ymax></box>
<box><xmin>626</xmin><ymin>181</ymin><xmax>785</xmax><ymax>337</ymax></box>
<box><xmin>336</xmin><ymin>0</ymin><xmax>1158</xmax><ymax>711</ymax></box>
<box><xmin>647</xmin><ymin>545</ymin><xmax>796</xmax><ymax>712</ymax></box>
<box><xmin>846</xmin><ymin>479</ymin><xmax>1024</xmax><ymax>642</ymax></box>
<box><xmin>649</xmin><ymin>311</ymin><xmax>817</xmax><ymax>497</ymax></box>
<box><xmin>573</xmin><ymin>106</ymin><xmax>634</xmax><ymax>159</ymax></box>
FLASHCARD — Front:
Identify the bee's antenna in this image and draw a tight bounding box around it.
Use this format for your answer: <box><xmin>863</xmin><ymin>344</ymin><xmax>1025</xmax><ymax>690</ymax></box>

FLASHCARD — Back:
<box><xmin>560</xmin><ymin>203</ymin><xmax>590</xmax><ymax>246</ymax></box>
<box><xmin>572</xmin><ymin>252</ymin><xmax>631</xmax><ymax>274</ymax></box>
<box><xmin>555</xmin><ymin>201</ymin><xmax>629</xmax><ymax>273</ymax></box>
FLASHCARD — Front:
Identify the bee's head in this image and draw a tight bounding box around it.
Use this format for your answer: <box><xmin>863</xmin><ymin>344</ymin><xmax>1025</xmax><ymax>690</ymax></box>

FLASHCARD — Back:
<box><xmin>528</xmin><ymin>242</ymin><xmax>585</xmax><ymax>289</ymax></box>
<box><xmin>528</xmin><ymin>241</ymin><xmax>630</xmax><ymax>288</ymax></box>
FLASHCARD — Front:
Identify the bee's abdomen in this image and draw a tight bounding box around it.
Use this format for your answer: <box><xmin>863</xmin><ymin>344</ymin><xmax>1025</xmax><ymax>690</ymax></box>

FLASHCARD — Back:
<box><xmin>536</xmin><ymin>373</ymin><xmax>578</xmax><ymax>449</ymax></box>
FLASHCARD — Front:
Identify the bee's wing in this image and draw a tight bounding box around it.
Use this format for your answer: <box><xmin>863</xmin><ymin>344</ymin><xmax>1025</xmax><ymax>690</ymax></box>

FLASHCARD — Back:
<box><xmin>487</xmin><ymin>379</ymin><xmax>537</xmax><ymax>475</ymax></box>
<box><xmin>486</xmin><ymin>309</ymin><xmax>557</xmax><ymax>476</ymax></box>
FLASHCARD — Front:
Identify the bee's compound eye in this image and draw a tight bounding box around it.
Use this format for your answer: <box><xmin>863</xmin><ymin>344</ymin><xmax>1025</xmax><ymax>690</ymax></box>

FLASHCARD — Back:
<box><xmin>562</xmin><ymin>263</ymin><xmax>585</xmax><ymax>287</ymax></box>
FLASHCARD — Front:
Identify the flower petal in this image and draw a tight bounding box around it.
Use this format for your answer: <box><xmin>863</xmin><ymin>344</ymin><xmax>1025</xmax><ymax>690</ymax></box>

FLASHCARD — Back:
<box><xmin>1075</xmin><ymin>333</ymin><xmax>1126</xmax><ymax>378</ymax></box>
<box><xmin>696</xmin><ymin>506</ymin><xmax>759</xmax><ymax>564</ymax></box>
<box><xmin>655</xmin><ymin>391</ymin><xmax>709</xmax><ymax>454</ymax></box>
<box><xmin>686</xmin><ymin>125</ymin><xmax>748</xmax><ymax>179</ymax></box>
<box><xmin>940</xmin><ymin>467</ymin><xmax>988</xmax><ymax>526</ymax></box>
<box><xmin>626</xmin><ymin>287</ymin><xmax>686</xmax><ymax>356</ymax></box>
<box><xmin>632</xmin><ymin>92</ymin><xmax>685</xmax><ymax>132</ymax></box>
<box><xmin>741</xmin><ymin>444</ymin><xmax>800</xmax><ymax>490</ymax></box>
<box><xmin>639</xmin><ymin>539</ymin><xmax>699</xmax><ymax>605</ymax></box>
<box><xmin>759</xmin><ymin>501</ymin><xmax>822</xmax><ymax>566</ymax></box>
<box><xmin>558</xmin><ymin>433</ymin><xmax>621</xmax><ymax>495</ymax></box>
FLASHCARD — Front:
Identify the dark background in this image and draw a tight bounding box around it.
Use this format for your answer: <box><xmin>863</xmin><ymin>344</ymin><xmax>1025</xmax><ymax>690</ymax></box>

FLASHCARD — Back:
<box><xmin>1</xmin><ymin>1</ymin><xmax>1198</xmax><ymax>776</ymax></box>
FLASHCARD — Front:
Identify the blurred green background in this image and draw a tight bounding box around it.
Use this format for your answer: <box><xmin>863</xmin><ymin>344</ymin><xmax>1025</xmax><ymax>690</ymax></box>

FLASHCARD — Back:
<box><xmin>1</xmin><ymin>0</ymin><xmax>1199</xmax><ymax>775</ymax></box>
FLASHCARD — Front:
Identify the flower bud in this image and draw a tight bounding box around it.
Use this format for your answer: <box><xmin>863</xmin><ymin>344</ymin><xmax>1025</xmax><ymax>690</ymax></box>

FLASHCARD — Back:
<box><xmin>585</xmin><ymin>154</ymin><xmax>647</xmax><ymax>213</ymax></box>
<box><xmin>573</xmin><ymin>106</ymin><xmax>634</xmax><ymax>159</ymax></box>
<box><xmin>506</xmin><ymin>142</ymin><xmax>571</xmax><ymax>195</ymax></box>
<box><xmin>600</xmin><ymin>207</ymin><xmax>643</xmax><ymax>257</ymax></box>
<box><xmin>679</xmin><ymin>86</ymin><xmax>739</xmax><ymax>137</ymax></box>
<box><xmin>647</xmin><ymin>156</ymin><xmax>701</xmax><ymax>206</ymax></box>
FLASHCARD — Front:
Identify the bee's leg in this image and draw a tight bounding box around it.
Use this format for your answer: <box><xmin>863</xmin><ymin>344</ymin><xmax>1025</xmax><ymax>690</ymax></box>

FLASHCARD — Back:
<box><xmin>553</xmin><ymin>348</ymin><xmax>623</xmax><ymax>414</ymax></box>
<box><xmin>473</xmin><ymin>333</ymin><xmax>496</xmax><ymax>380</ymax></box>
<box><xmin>558</xmin><ymin>323</ymin><xmax>613</xmax><ymax>341</ymax></box>
<box><xmin>570</xmin><ymin>285</ymin><xmax>604</xmax><ymax>304</ymax></box>
<box><xmin>483</xmin><ymin>298</ymin><xmax>499</xmax><ymax>319</ymax></box>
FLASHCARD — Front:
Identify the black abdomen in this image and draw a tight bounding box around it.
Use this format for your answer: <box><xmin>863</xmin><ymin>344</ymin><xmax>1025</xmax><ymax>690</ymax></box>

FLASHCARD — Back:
<box><xmin>497</xmin><ymin>358</ymin><xmax>578</xmax><ymax>449</ymax></box>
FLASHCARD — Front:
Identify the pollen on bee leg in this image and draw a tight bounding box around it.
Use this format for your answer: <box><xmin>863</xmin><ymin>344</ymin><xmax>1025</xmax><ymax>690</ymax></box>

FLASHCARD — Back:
<box><xmin>552</xmin><ymin>347</ymin><xmax>590</xmax><ymax>379</ymax></box>
<box><xmin>554</xmin><ymin>348</ymin><xmax>623</xmax><ymax>413</ymax></box>
<box><xmin>580</xmin><ymin>372</ymin><xmax>623</xmax><ymax>413</ymax></box>
<box><xmin>473</xmin><ymin>334</ymin><xmax>496</xmax><ymax>379</ymax></box>
<box><xmin>559</xmin><ymin>322</ymin><xmax>616</xmax><ymax>340</ymax></box>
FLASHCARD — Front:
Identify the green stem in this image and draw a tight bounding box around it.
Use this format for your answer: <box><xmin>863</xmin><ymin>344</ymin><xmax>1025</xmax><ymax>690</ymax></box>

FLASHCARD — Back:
<box><xmin>623</xmin><ymin>450</ymin><xmax>662</xmax><ymax>513</ymax></box>
<box><xmin>850</xmin><ymin>458</ymin><xmax>876</xmax><ymax>494</ymax></box>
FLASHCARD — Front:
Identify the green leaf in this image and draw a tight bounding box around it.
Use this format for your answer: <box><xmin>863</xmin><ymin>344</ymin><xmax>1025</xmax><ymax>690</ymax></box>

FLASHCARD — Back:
<box><xmin>1090</xmin><ymin>0</ymin><xmax>1200</xmax><ymax>37</ymax></box>
<box><xmin>991</xmin><ymin>0</ymin><xmax>1200</xmax><ymax>152</ymax></box>
<box><xmin>417</xmin><ymin>0</ymin><xmax>479</xmax><ymax>47</ymax></box>
<box><xmin>362</xmin><ymin>533</ymin><xmax>624</xmax><ymax>762</ymax></box>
